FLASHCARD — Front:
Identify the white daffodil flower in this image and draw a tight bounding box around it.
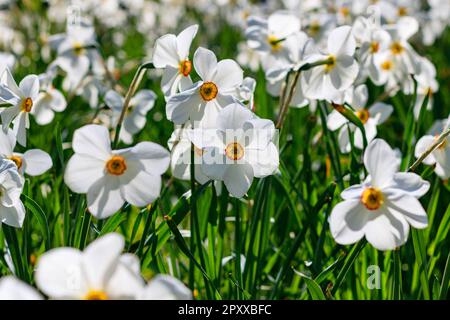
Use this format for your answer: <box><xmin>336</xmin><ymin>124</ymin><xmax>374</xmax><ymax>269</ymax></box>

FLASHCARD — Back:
<box><xmin>49</xmin><ymin>24</ymin><xmax>100</xmax><ymax>91</ymax></box>
<box><xmin>301</xmin><ymin>26</ymin><xmax>359</xmax><ymax>101</ymax></box>
<box><xmin>168</xmin><ymin>128</ymin><xmax>209</xmax><ymax>184</ymax></box>
<box><xmin>415</xmin><ymin>117</ymin><xmax>450</xmax><ymax>179</ymax></box>
<box><xmin>412</xmin><ymin>57</ymin><xmax>438</xmax><ymax>119</ymax></box>
<box><xmin>0</xmin><ymin>159</ymin><xmax>25</xmax><ymax>228</ymax></box>
<box><xmin>0</xmin><ymin>128</ymin><xmax>52</xmax><ymax>176</ymax></box>
<box><xmin>104</xmin><ymin>89</ymin><xmax>156</xmax><ymax>144</ymax></box>
<box><xmin>166</xmin><ymin>47</ymin><xmax>243</xmax><ymax>127</ymax></box>
<box><xmin>353</xmin><ymin>16</ymin><xmax>392</xmax><ymax>85</ymax></box>
<box><xmin>0</xmin><ymin>68</ymin><xmax>39</xmax><ymax>147</ymax></box>
<box><xmin>265</xmin><ymin>31</ymin><xmax>315</xmax><ymax>108</ymax></box>
<box><xmin>31</xmin><ymin>72</ymin><xmax>67</xmax><ymax>126</ymax></box>
<box><xmin>383</xmin><ymin>17</ymin><xmax>421</xmax><ymax>77</ymax></box>
<box><xmin>329</xmin><ymin>139</ymin><xmax>430</xmax><ymax>251</ymax></box>
<box><xmin>153</xmin><ymin>24</ymin><xmax>199</xmax><ymax>97</ymax></box>
<box><xmin>35</xmin><ymin>233</ymin><xmax>145</xmax><ymax>300</ymax></box>
<box><xmin>0</xmin><ymin>276</ymin><xmax>42</xmax><ymax>300</ymax></box>
<box><xmin>138</xmin><ymin>275</ymin><xmax>192</xmax><ymax>300</ymax></box>
<box><xmin>327</xmin><ymin>84</ymin><xmax>393</xmax><ymax>152</ymax></box>
<box><xmin>190</xmin><ymin>102</ymin><xmax>279</xmax><ymax>198</ymax></box>
<box><xmin>246</xmin><ymin>11</ymin><xmax>301</xmax><ymax>70</ymax></box>
<box><xmin>236</xmin><ymin>77</ymin><xmax>256</xmax><ymax>110</ymax></box>
<box><xmin>64</xmin><ymin>124</ymin><xmax>170</xmax><ymax>219</ymax></box>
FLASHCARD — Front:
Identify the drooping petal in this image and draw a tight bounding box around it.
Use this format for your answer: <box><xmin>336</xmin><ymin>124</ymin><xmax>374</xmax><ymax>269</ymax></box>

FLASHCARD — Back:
<box><xmin>122</xmin><ymin>169</ymin><xmax>161</xmax><ymax>207</ymax></box>
<box><xmin>86</xmin><ymin>175</ymin><xmax>124</xmax><ymax>219</ymax></box>
<box><xmin>386</xmin><ymin>195</ymin><xmax>428</xmax><ymax>229</ymax></box>
<box><xmin>166</xmin><ymin>82</ymin><xmax>202</xmax><ymax>125</ymax></box>
<box><xmin>0</xmin><ymin>201</ymin><xmax>25</xmax><ymax>228</ymax></box>
<box><xmin>223</xmin><ymin>163</ymin><xmax>254</xmax><ymax>198</ymax></box>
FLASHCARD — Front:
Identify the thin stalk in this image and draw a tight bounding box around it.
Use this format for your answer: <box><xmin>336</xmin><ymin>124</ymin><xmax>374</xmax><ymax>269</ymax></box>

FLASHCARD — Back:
<box><xmin>409</xmin><ymin>127</ymin><xmax>450</xmax><ymax>172</ymax></box>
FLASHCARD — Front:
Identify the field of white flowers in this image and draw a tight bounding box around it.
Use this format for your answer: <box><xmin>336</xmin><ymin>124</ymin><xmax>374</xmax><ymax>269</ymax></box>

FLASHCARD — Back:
<box><xmin>0</xmin><ymin>0</ymin><xmax>449</xmax><ymax>301</ymax></box>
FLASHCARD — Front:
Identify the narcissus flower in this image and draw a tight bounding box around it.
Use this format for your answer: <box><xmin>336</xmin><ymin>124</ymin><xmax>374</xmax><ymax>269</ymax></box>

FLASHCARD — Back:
<box><xmin>153</xmin><ymin>24</ymin><xmax>198</xmax><ymax>97</ymax></box>
<box><xmin>104</xmin><ymin>89</ymin><xmax>156</xmax><ymax>144</ymax></box>
<box><xmin>329</xmin><ymin>139</ymin><xmax>430</xmax><ymax>251</ymax></box>
<box><xmin>415</xmin><ymin>117</ymin><xmax>450</xmax><ymax>179</ymax></box>
<box><xmin>166</xmin><ymin>47</ymin><xmax>243</xmax><ymax>127</ymax></box>
<box><xmin>0</xmin><ymin>276</ymin><xmax>42</xmax><ymax>300</ymax></box>
<box><xmin>302</xmin><ymin>26</ymin><xmax>359</xmax><ymax>101</ymax></box>
<box><xmin>190</xmin><ymin>102</ymin><xmax>279</xmax><ymax>198</ymax></box>
<box><xmin>35</xmin><ymin>233</ymin><xmax>145</xmax><ymax>300</ymax></box>
<box><xmin>0</xmin><ymin>159</ymin><xmax>25</xmax><ymax>228</ymax></box>
<box><xmin>0</xmin><ymin>128</ymin><xmax>53</xmax><ymax>176</ymax></box>
<box><xmin>0</xmin><ymin>69</ymin><xmax>39</xmax><ymax>146</ymax></box>
<box><xmin>64</xmin><ymin>124</ymin><xmax>170</xmax><ymax>219</ymax></box>
<box><xmin>327</xmin><ymin>84</ymin><xmax>393</xmax><ymax>152</ymax></box>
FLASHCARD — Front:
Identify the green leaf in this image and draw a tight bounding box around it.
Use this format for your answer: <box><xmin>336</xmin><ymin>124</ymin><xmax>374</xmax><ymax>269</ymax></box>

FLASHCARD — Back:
<box><xmin>293</xmin><ymin>269</ymin><xmax>326</xmax><ymax>300</ymax></box>
<box><xmin>22</xmin><ymin>194</ymin><xmax>51</xmax><ymax>250</ymax></box>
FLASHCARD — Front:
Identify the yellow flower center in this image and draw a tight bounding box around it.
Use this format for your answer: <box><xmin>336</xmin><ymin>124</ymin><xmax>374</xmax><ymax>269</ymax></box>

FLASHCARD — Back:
<box><xmin>199</xmin><ymin>82</ymin><xmax>218</xmax><ymax>101</ymax></box>
<box><xmin>73</xmin><ymin>42</ymin><xmax>85</xmax><ymax>56</ymax></box>
<box><xmin>105</xmin><ymin>155</ymin><xmax>127</xmax><ymax>176</ymax></box>
<box><xmin>361</xmin><ymin>187</ymin><xmax>384</xmax><ymax>210</ymax></box>
<box><xmin>179</xmin><ymin>59</ymin><xmax>192</xmax><ymax>77</ymax></box>
<box><xmin>309</xmin><ymin>21</ymin><xmax>321</xmax><ymax>36</ymax></box>
<box><xmin>84</xmin><ymin>290</ymin><xmax>109</xmax><ymax>300</ymax></box>
<box><xmin>390</xmin><ymin>42</ymin><xmax>404</xmax><ymax>55</ymax></box>
<box><xmin>21</xmin><ymin>97</ymin><xmax>33</xmax><ymax>112</ymax></box>
<box><xmin>340</xmin><ymin>7</ymin><xmax>350</xmax><ymax>17</ymax></box>
<box><xmin>356</xmin><ymin>109</ymin><xmax>370</xmax><ymax>124</ymax></box>
<box><xmin>370</xmin><ymin>41</ymin><xmax>380</xmax><ymax>53</ymax></box>
<box><xmin>9</xmin><ymin>155</ymin><xmax>23</xmax><ymax>170</ymax></box>
<box><xmin>398</xmin><ymin>7</ymin><xmax>407</xmax><ymax>16</ymax></box>
<box><xmin>381</xmin><ymin>60</ymin><xmax>393</xmax><ymax>71</ymax></box>
<box><xmin>324</xmin><ymin>55</ymin><xmax>336</xmax><ymax>73</ymax></box>
<box><xmin>267</xmin><ymin>35</ymin><xmax>282</xmax><ymax>52</ymax></box>
<box><xmin>225</xmin><ymin>142</ymin><xmax>244</xmax><ymax>161</ymax></box>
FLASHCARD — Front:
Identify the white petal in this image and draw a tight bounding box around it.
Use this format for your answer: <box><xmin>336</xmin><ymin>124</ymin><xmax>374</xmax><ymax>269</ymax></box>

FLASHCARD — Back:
<box><xmin>64</xmin><ymin>154</ymin><xmax>105</xmax><ymax>193</ymax></box>
<box><xmin>22</xmin><ymin>149</ymin><xmax>53</xmax><ymax>176</ymax></box>
<box><xmin>329</xmin><ymin>199</ymin><xmax>367</xmax><ymax>245</ymax></box>
<box><xmin>140</xmin><ymin>275</ymin><xmax>192</xmax><ymax>300</ymax></box>
<box><xmin>130</xmin><ymin>141</ymin><xmax>170</xmax><ymax>175</ymax></box>
<box><xmin>327</xmin><ymin>26</ymin><xmax>356</xmax><ymax>56</ymax></box>
<box><xmin>364</xmin><ymin>208</ymin><xmax>409</xmax><ymax>251</ymax></box>
<box><xmin>83</xmin><ymin>233</ymin><xmax>124</xmax><ymax>291</ymax></box>
<box><xmin>386</xmin><ymin>195</ymin><xmax>428</xmax><ymax>229</ymax></box>
<box><xmin>19</xmin><ymin>75</ymin><xmax>40</xmax><ymax>100</ymax></box>
<box><xmin>369</xmin><ymin>102</ymin><xmax>393</xmax><ymax>124</ymax></box>
<box><xmin>388</xmin><ymin>172</ymin><xmax>430</xmax><ymax>198</ymax></box>
<box><xmin>245</xmin><ymin>143</ymin><xmax>279</xmax><ymax>177</ymax></box>
<box><xmin>327</xmin><ymin>109</ymin><xmax>348</xmax><ymax>131</ymax></box>
<box><xmin>213</xmin><ymin>59</ymin><xmax>243</xmax><ymax>92</ymax></box>
<box><xmin>86</xmin><ymin>175</ymin><xmax>125</xmax><ymax>219</ymax></box>
<box><xmin>223</xmin><ymin>163</ymin><xmax>254</xmax><ymax>198</ymax></box>
<box><xmin>340</xmin><ymin>184</ymin><xmax>364</xmax><ymax>200</ymax></box>
<box><xmin>0</xmin><ymin>201</ymin><xmax>25</xmax><ymax>228</ymax></box>
<box><xmin>72</xmin><ymin>124</ymin><xmax>111</xmax><ymax>160</ymax></box>
<box><xmin>0</xmin><ymin>276</ymin><xmax>42</xmax><ymax>300</ymax></box>
<box><xmin>166</xmin><ymin>83</ymin><xmax>202</xmax><ymax>125</ymax></box>
<box><xmin>35</xmin><ymin>248</ymin><xmax>87</xmax><ymax>299</ymax></box>
<box><xmin>414</xmin><ymin>135</ymin><xmax>436</xmax><ymax>165</ymax></box>
<box><xmin>364</xmin><ymin>139</ymin><xmax>399</xmax><ymax>188</ymax></box>
<box><xmin>152</xmin><ymin>34</ymin><xmax>179</xmax><ymax>68</ymax></box>
<box><xmin>122</xmin><ymin>168</ymin><xmax>161</xmax><ymax>207</ymax></box>
<box><xmin>193</xmin><ymin>47</ymin><xmax>217</xmax><ymax>81</ymax></box>
<box><xmin>176</xmin><ymin>24</ymin><xmax>198</xmax><ymax>60</ymax></box>
<box><xmin>0</xmin><ymin>128</ymin><xmax>15</xmax><ymax>156</ymax></box>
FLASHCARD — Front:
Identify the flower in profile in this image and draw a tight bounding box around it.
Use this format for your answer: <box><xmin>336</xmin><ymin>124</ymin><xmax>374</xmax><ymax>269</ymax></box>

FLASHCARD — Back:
<box><xmin>0</xmin><ymin>128</ymin><xmax>53</xmax><ymax>176</ymax></box>
<box><xmin>415</xmin><ymin>117</ymin><xmax>450</xmax><ymax>179</ymax></box>
<box><xmin>329</xmin><ymin>139</ymin><xmax>430</xmax><ymax>251</ymax></box>
<box><xmin>301</xmin><ymin>26</ymin><xmax>359</xmax><ymax>101</ymax></box>
<box><xmin>153</xmin><ymin>24</ymin><xmax>199</xmax><ymax>97</ymax></box>
<box><xmin>0</xmin><ymin>276</ymin><xmax>42</xmax><ymax>300</ymax></box>
<box><xmin>0</xmin><ymin>69</ymin><xmax>39</xmax><ymax>146</ymax></box>
<box><xmin>166</xmin><ymin>47</ymin><xmax>243</xmax><ymax>127</ymax></box>
<box><xmin>138</xmin><ymin>275</ymin><xmax>192</xmax><ymax>300</ymax></box>
<box><xmin>0</xmin><ymin>159</ymin><xmax>25</xmax><ymax>228</ymax></box>
<box><xmin>190</xmin><ymin>102</ymin><xmax>279</xmax><ymax>198</ymax></box>
<box><xmin>327</xmin><ymin>84</ymin><xmax>393</xmax><ymax>152</ymax></box>
<box><xmin>35</xmin><ymin>233</ymin><xmax>145</xmax><ymax>300</ymax></box>
<box><xmin>104</xmin><ymin>89</ymin><xmax>156</xmax><ymax>144</ymax></box>
<box><xmin>31</xmin><ymin>71</ymin><xmax>67</xmax><ymax>126</ymax></box>
<box><xmin>64</xmin><ymin>124</ymin><xmax>170</xmax><ymax>219</ymax></box>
